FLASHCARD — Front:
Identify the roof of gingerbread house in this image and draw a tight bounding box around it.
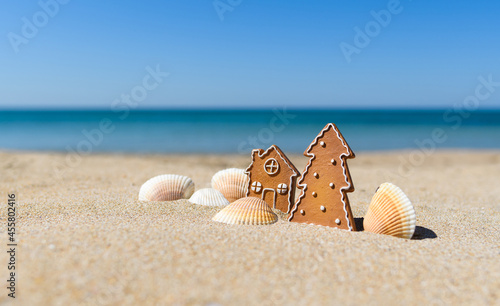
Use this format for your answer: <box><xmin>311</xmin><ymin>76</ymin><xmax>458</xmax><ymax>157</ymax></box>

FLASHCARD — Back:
<box><xmin>245</xmin><ymin>145</ymin><xmax>299</xmax><ymax>177</ymax></box>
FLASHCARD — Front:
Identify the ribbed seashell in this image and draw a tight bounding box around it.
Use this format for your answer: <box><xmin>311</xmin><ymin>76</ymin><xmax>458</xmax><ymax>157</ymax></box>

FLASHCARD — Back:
<box><xmin>138</xmin><ymin>174</ymin><xmax>195</xmax><ymax>201</ymax></box>
<box><xmin>212</xmin><ymin>197</ymin><xmax>278</xmax><ymax>225</ymax></box>
<box><xmin>189</xmin><ymin>188</ymin><xmax>230</xmax><ymax>207</ymax></box>
<box><xmin>364</xmin><ymin>183</ymin><xmax>416</xmax><ymax>239</ymax></box>
<box><xmin>211</xmin><ymin>168</ymin><xmax>249</xmax><ymax>203</ymax></box>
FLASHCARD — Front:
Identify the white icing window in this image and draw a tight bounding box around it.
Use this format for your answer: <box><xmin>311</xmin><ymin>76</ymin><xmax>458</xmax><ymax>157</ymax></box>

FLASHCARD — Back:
<box><xmin>264</xmin><ymin>158</ymin><xmax>279</xmax><ymax>175</ymax></box>
<box><xmin>277</xmin><ymin>183</ymin><xmax>288</xmax><ymax>194</ymax></box>
<box><xmin>251</xmin><ymin>181</ymin><xmax>262</xmax><ymax>193</ymax></box>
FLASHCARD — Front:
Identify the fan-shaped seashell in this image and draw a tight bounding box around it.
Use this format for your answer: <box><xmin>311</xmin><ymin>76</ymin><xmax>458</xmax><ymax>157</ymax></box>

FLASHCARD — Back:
<box><xmin>138</xmin><ymin>174</ymin><xmax>195</xmax><ymax>201</ymax></box>
<box><xmin>212</xmin><ymin>197</ymin><xmax>278</xmax><ymax>225</ymax></box>
<box><xmin>189</xmin><ymin>188</ymin><xmax>230</xmax><ymax>207</ymax></box>
<box><xmin>364</xmin><ymin>183</ymin><xmax>416</xmax><ymax>239</ymax></box>
<box><xmin>211</xmin><ymin>168</ymin><xmax>249</xmax><ymax>203</ymax></box>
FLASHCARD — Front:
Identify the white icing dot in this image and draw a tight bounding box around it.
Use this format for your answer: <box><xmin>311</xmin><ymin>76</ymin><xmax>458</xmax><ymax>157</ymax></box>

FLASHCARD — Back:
<box><xmin>331</xmin><ymin>159</ymin><xmax>336</xmax><ymax>165</ymax></box>
<box><xmin>314</xmin><ymin>172</ymin><xmax>319</xmax><ymax>178</ymax></box>
<box><xmin>329</xmin><ymin>183</ymin><xmax>335</xmax><ymax>189</ymax></box>
<box><xmin>320</xmin><ymin>141</ymin><xmax>325</xmax><ymax>147</ymax></box>
<box><xmin>312</xmin><ymin>192</ymin><xmax>317</xmax><ymax>197</ymax></box>
<box><xmin>300</xmin><ymin>210</ymin><xmax>305</xmax><ymax>215</ymax></box>
<box><xmin>335</xmin><ymin>218</ymin><xmax>341</xmax><ymax>225</ymax></box>
<box><xmin>320</xmin><ymin>206</ymin><xmax>326</xmax><ymax>212</ymax></box>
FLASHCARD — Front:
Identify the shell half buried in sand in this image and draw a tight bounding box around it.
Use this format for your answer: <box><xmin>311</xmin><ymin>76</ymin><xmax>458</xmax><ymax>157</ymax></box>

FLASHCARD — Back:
<box><xmin>212</xmin><ymin>197</ymin><xmax>278</xmax><ymax>225</ymax></box>
<box><xmin>138</xmin><ymin>174</ymin><xmax>195</xmax><ymax>201</ymax></box>
<box><xmin>211</xmin><ymin>168</ymin><xmax>249</xmax><ymax>203</ymax></box>
<box><xmin>363</xmin><ymin>183</ymin><xmax>416</xmax><ymax>239</ymax></box>
<box><xmin>189</xmin><ymin>188</ymin><xmax>230</xmax><ymax>207</ymax></box>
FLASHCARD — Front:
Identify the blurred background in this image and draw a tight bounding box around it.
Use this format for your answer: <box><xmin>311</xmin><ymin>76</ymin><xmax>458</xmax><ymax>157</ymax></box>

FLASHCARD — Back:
<box><xmin>1</xmin><ymin>1</ymin><xmax>499</xmax><ymax>154</ymax></box>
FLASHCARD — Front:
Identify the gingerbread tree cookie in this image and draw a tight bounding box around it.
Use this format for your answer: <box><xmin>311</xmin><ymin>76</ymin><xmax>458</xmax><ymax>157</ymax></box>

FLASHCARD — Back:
<box><xmin>245</xmin><ymin>145</ymin><xmax>299</xmax><ymax>213</ymax></box>
<box><xmin>289</xmin><ymin>123</ymin><xmax>357</xmax><ymax>231</ymax></box>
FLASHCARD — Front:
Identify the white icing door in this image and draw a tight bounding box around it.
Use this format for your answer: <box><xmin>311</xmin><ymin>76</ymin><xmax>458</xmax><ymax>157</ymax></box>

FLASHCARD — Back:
<box><xmin>262</xmin><ymin>188</ymin><xmax>277</xmax><ymax>209</ymax></box>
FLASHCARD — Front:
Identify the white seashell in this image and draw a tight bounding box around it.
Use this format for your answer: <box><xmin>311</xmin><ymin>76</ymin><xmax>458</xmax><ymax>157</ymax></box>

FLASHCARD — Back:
<box><xmin>189</xmin><ymin>188</ymin><xmax>230</xmax><ymax>207</ymax></box>
<box><xmin>211</xmin><ymin>168</ymin><xmax>249</xmax><ymax>203</ymax></box>
<box><xmin>138</xmin><ymin>174</ymin><xmax>195</xmax><ymax>201</ymax></box>
<box><xmin>212</xmin><ymin>197</ymin><xmax>278</xmax><ymax>225</ymax></box>
<box><xmin>364</xmin><ymin>183</ymin><xmax>416</xmax><ymax>239</ymax></box>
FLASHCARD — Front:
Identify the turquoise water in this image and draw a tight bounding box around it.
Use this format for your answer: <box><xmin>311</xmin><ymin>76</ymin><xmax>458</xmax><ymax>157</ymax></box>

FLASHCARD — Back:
<box><xmin>0</xmin><ymin>109</ymin><xmax>499</xmax><ymax>154</ymax></box>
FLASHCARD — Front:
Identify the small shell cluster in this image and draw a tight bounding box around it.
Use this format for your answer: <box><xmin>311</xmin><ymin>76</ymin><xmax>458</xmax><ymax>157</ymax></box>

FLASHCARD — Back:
<box><xmin>212</xmin><ymin>197</ymin><xmax>278</xmax><ymax>225</ymax></box>
<box><xmin>189</xmin><ymin>188</ymin><xmax>230</xmax><ymax>207</ymax></box>
<box><xmin>138</xmin><ymin>168</ymin><xmax>248</xmax><ymax>205</ymax></box>
<box><xmin>364</xmin><ymin>183</ymin><xmax>416</xmax><ymax>239</ymax></box>
<box><xmin>138</xmin><ymin>174</ymin><xmax>194</xmax><ymax>201</ymax></box>
<box><xmin>137</xmin><ymin>169</ymin><xmax>278</xmax><ymax>226</ymax></box>
<box><xmin>211</xmin><ymin>168</ymin><xmax>249</xmax><ymax>203</ymax></box>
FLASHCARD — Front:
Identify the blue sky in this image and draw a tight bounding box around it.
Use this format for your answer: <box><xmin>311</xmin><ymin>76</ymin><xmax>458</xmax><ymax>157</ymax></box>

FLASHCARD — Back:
<box><xmin>0</xmin><ymin>0</ymin><xmax>499</xmax><ymax>109</ymax></box>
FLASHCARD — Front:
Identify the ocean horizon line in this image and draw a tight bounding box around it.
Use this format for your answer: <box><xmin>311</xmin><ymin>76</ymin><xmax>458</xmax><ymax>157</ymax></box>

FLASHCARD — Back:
<box><xmin>1</xmin><ymin>108</ymin><xmax>499</xmax><ymax>153</ymax></box>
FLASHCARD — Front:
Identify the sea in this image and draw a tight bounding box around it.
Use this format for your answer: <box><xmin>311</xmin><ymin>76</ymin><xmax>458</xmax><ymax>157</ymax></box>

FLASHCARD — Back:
<box><xmin>0</xmin><ymin>109</ymin><xmax>499</xmax><ymax>154</ymax></box>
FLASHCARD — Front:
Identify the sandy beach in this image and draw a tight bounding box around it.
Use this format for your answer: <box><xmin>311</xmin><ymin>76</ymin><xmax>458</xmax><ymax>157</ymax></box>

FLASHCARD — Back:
<box><xmin>0</xmin><ymin>150</ymin><xmax>499</xmax><ymax>305</ymax></box>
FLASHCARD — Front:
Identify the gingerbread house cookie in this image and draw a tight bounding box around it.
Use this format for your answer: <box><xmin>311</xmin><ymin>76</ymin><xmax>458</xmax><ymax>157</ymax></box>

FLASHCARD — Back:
<box><xmin>245</xmin><ymin>145</ymin><xmax>299</xmax><ymax>213</ymax></box>
<box><xmin>289</xmin><ymin>123</ymin><xmax>357</xmax><ymax>231</ymax></box>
